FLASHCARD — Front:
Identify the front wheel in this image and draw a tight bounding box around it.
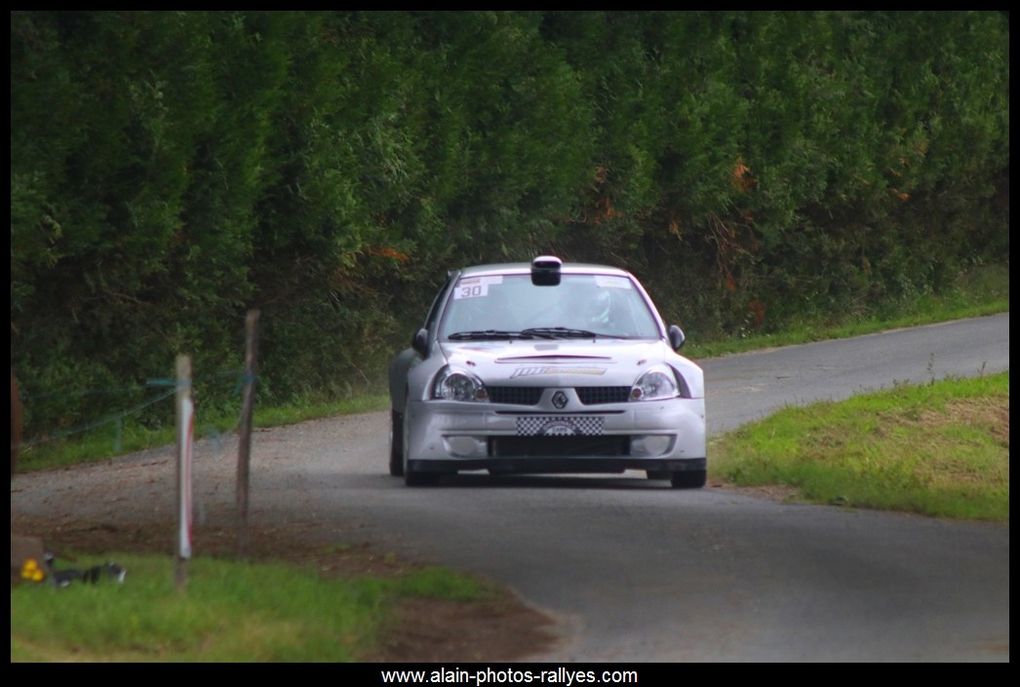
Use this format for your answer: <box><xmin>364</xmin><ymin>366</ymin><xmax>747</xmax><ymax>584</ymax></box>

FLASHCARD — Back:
<box><xmin>400</xmin><ymin>408</ymin><xmax>440</xmax><ymax>486</ymax></box>
<box><xmin>670</xmin><ymin>469</ymin><xmax>706</xmax><ymax>489</ymax></box>
<box><xmin>389</xmin><ymin>409</ymin><xmax>404</xmax><ymax>476</ymax></box>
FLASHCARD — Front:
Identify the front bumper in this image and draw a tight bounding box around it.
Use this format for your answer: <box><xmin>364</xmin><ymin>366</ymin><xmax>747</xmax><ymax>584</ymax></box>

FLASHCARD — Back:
<box><xmin>404</xmin><ymin>396</ymin><xmax>706</xmax><ymax>474</ymax></box>
<box><xmin>408</xmin><ymin>456</ymin><xmax>706</xmax><ymax>474</ymax></box>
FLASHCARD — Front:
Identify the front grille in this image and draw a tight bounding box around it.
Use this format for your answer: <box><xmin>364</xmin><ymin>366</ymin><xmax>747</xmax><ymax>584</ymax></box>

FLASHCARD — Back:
<box><xmin>488</xmin><ymin>386</ymin><xmax>544</xmax><ymax>405</ymax></box>
<box><xmin>490</xmin><ymin>436</ymin><xmax>631</xmax><ymax>458</ymax></box>
<box><xmin>489</xmin><ymin>386</ymin><xmax>631</xmax><ymax>405</ymax></box>
<box><xmin>576</xmin><ymin>386</ymin><xmax>631</xmax><ymax>405</ymax></box>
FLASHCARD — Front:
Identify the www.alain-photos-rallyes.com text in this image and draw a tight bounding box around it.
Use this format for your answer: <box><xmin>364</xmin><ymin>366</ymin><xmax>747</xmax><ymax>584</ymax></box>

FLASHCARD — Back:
<box><xmin>381</xmin><ymin>666</ymin><xmax>639</xmax><ymax>686</ymax></box>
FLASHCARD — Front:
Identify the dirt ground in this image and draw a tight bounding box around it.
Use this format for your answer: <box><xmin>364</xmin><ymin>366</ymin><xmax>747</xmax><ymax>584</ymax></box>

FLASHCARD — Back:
<box><xmin>11</xmin><ymin>510</ymin><xmax>557</xmax><ymax>662</ymax></box>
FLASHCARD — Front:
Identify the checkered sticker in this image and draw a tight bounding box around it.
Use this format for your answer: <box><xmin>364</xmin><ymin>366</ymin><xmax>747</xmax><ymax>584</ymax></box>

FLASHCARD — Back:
<box><xmin>516</xmin><ymin>416</ymin><xmax>605</xmax><ymax>437</ymax></box>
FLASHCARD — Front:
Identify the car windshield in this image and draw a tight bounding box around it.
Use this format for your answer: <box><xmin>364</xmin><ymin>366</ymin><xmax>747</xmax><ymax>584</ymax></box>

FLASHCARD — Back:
<box><xmin>439</xmin><ymin>273</ymin><xmax>662</xmax><ymax>340</ymax></box>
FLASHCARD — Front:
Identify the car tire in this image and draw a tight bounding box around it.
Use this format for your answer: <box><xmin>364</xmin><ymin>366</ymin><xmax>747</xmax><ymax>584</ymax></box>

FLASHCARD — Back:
<box><xmin>670</xmin><ymin>469</ymin><xmax>707</xmax><ymax>489</ymax></box>
<box><xmin>401</xmin><ymin>407</ymin><xmax>440</xmax><ymax>486</ymax></box>
<box><xmin>389</xmin><ymin>409</ymin><xmax>404</xmax><ymax>477</ymax></box>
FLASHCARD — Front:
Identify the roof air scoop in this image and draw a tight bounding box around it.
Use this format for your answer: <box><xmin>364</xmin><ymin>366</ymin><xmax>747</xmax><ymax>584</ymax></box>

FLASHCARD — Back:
<box><xmin>531</xmin><ymin>255</ymin><xmax>562</xmax><ymax>286</ymax></box>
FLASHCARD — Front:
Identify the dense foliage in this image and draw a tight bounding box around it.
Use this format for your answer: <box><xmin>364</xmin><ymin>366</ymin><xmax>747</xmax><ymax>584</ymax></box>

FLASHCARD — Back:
<box><xmin>11</xmin><ymin>11</ymin><xmax>1009</xmax><ymax>435</ymax></box>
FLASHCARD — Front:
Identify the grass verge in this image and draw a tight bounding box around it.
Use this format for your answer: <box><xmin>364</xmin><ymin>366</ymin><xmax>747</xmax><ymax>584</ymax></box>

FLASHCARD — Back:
<box><xmin>710</xmin><ymin>371</ymin><xmax>1009</xmax><ymax>521</ymax></box>
<box><xmin>684</xmin><ymin>263</ymin><xmax>1008</xmax><ymax>359</ymax></box>
<box><xmin>10</xmin><ymin>553</ymin><xmax>491</xmax><ymax>662</ymax></box>
<box><xmin>16</xmin><ymin>393</ymin><xmax>390</xmax><ymax>473</ymax></box>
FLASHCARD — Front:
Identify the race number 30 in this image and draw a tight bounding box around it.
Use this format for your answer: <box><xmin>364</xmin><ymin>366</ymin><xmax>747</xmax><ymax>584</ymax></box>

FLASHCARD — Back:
<box><xmin>454</xmin><ymin>283</ymin><xmax>488</xmax><ymax>299</ymax></box>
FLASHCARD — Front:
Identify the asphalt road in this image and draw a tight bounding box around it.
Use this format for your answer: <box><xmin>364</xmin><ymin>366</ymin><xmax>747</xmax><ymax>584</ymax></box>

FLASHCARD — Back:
<box><xmin>11</xmin><ymin>313</ymin><xmax>1009</xmax><ymax>661</ymax></box>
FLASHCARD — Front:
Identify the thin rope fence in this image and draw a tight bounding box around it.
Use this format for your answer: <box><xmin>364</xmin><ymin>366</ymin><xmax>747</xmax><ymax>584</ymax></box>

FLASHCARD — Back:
<box><xmin>12</xmin><ymin>311</ymin><xmax>263</xmax><ymax>572</ymax></box>
<box><xmin>13</xmin><ymin>369</ymin><xmax>255</xmax><ymax>454</ymax></box>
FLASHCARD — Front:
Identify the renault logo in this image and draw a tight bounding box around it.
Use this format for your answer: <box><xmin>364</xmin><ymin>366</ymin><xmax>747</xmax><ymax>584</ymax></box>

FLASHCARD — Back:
<box><xmin>551</xmin><ymin>390</ymin><xmax>569</xmax><ymax>409</ymax></box>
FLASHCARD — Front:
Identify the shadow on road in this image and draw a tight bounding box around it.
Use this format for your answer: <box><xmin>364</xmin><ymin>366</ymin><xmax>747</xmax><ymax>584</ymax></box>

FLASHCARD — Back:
<box><xmin>339</xmin><ymin>471</ymin><xmax>688</xmax><ymax>491</ymax></box>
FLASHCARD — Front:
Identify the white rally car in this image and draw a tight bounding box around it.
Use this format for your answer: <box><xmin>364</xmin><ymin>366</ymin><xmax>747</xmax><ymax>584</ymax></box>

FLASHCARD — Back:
<box><xmin>388</xmin><ymin>256</ymin><xmax>706</xmax><ymax>487</ymax></box>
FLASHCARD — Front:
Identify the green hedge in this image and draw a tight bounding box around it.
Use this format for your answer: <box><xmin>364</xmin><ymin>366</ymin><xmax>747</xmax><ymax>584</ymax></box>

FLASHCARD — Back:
<box><xmin>11</xmin><ymin>11</ymin><xmax>1009</xmax><ymax>435</ymax></box>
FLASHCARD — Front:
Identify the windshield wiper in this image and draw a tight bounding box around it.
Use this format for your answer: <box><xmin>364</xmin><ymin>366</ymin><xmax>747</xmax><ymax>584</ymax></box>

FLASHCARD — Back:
<box><xmin>447</xmin><ymin>329</ymin><xmax>557</xmax><ymax>341</ymax></box>
<box><xmin>520</xmin><ymin>327</ymin><xmax>600</xmax><ymax>339</ymax></box>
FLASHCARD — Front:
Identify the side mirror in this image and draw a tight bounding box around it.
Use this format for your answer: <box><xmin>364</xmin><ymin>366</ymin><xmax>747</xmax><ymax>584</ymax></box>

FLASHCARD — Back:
<box><xmin>667</xmin><ymin>325</ymin><xmax>686</xmax><ymax>351</ymax></box>
<box><xmin>412</xmin><ymin>328</ymin><xmax>429</xmax><ymax>357</ymax></box>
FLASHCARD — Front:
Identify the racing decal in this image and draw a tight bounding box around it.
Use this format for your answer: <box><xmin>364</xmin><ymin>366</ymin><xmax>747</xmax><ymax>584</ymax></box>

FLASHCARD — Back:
<box><xmin>594</xmin><ymin>275</ymin><xmax>631</xmax><ymax>289</ymax></box>
<box><xmin>516</xmin><ymin>416</ymin><xmax>604</xmax><ymax>437</ymax></box>
<box><xmin>510</xmin><ymin>366</ymin><xmax>607</xmax><ymax>379</ymax></box>
<box><xmin>453</xmin><ymin>283</ymin><xmax>489</xmax><ymax>299</ymax></box>
<box><xmin>453</xmin><ymin>276</ymin><xmax>504</xmax><ymax>300</ymax></box>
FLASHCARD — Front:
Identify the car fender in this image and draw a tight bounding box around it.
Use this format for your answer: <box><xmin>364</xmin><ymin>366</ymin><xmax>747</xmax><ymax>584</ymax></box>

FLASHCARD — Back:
<box><xmin>388</xmin><ymin>348</ymin><xmax>418</xmax><ymax>410</ymax></box>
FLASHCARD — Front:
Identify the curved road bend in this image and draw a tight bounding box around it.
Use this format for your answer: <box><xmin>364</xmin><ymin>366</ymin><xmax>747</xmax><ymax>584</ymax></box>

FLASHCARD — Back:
<box><xmin>10</xmin><ymin>313</ymin><xmax>1009</xmax><ymax>661</ymax></box>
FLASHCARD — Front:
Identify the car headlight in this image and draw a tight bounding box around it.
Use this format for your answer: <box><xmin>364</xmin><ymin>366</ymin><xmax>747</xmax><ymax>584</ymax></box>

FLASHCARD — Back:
<box><xmin>630</xmin><ymin>366</ymin><xmax>679</xmax><ymax>401</ymax></box>
<box><xmin>432</xmin><ymin>366</ymin><xmax>489</xmax><ymax>402</ymax></box>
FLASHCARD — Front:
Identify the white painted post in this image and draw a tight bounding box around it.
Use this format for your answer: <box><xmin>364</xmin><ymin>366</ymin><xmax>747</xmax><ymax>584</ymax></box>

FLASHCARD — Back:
<box><xmin>175</xmin><ymin>355</ymin><xmax>194</xmax><ymax>591</ymax></box>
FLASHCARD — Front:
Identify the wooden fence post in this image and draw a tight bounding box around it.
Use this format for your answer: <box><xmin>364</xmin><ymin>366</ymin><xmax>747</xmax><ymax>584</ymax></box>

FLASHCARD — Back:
<box><xmin>175</xmin><ymin>355</ymin><xmax>193</xmax><ymax>591</ymax></box>
<box><xmin>237</xmin><ymin>309</ymin><xmax>259</xmax><ymax>555</ymax></box>
<box><xmin>11</xmin><ymin>369</ymin><xmax>22</xmax><ymax>478</ymax></box>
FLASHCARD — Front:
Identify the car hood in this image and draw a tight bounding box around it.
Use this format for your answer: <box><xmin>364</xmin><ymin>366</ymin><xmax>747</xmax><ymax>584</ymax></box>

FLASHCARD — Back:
<box><xmin>438</xmin><ymin>339</ymin><xmax>701</xmax><ymax>391</ymax></box>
